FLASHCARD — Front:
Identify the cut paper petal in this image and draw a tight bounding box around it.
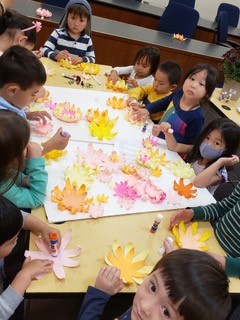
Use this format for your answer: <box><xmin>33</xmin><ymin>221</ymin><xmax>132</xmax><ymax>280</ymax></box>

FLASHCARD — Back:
<box><xmin>34</xmin><ymin>90</ymin><xmax>50</xmax><ymax>103</ymax></box>
<box><xmin>53</xmin><ymin>102</ymin><xmax>82</xmax><ymax>123</ymax></box>
<box><xmin>168</xmin><ymin>160</ymin><xmax>195</xmax><ymax>179</ymax></box>
<box><xmin>105</xmin><ymin>241</ymin><xmax>153</xmax><ymax>284</ymax></box>
<box><xmin>107</xmin><ymin>96</ymin><xmax>127</xmax><ymax>109</ymax></box>
<box><xmin>79</xmin><ymin>62</ymin><xmax>100</xmax><ymax>75</ymax></box>
<box><xmin>173</xmin><ymin>178</ymin><xmax>197</xmax><ymax>199</ymax></box>
<box><xmin>24</xmin><ymin>230</ymin><xmax>81</xmax><ymax>279</ymax></box>
<box><xmin>88</xmin><ymin>203</ymin><xmax>104</xmax><ymax>218</ymax></box>
<box><xmin>142</xmin><ymin>136</ymin><xmax>159</xmax><ymax>148</ymax></box>
<box><xmin>65</xmin><ymin>163</ymin><xmax>95</xmax><ymax>189</ymax></box>
<box><xmin>30</xmin><ymin>121</ymin><xmax>53</xmax><ymax>136</ymax></box>
<box><xmin>106</xmin><ymin>78</ymin><xmax>128</xmax><ymax>92</ymax></box>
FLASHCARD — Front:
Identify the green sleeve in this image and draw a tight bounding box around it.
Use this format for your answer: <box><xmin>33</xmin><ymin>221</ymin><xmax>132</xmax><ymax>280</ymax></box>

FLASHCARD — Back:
<box><xmin>225</xmin><ymin>257</ymin><xmax>240</xmax><ymax>277</ymax></box>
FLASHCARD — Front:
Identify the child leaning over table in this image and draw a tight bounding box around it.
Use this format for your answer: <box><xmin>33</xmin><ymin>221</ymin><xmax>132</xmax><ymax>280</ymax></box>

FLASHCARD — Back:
<box><xmin>77</xmin><ymin>250</ymin><xmax>231</xmax><ymax>320</ymax></box>
<box><xmin>42</xmin><ymin>0</ymin><xmax>95</xmax><ymax>64</ymax></box>
<box><xmin>170</xmin><ymin>182</ymin><xmax>240</xmax><ymax>278</ymax></box>
<box><xmin>127</xmin><ymin>60</ymin><xmax>182</xmax><ymax>123</ymax></box>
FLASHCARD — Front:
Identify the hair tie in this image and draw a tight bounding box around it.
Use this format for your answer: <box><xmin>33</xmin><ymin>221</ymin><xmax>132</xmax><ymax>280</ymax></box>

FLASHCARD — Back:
<box><xmin>22</xmin><ymin>21</ymin><xmax>42</xmax><ymax>33</ymax></box>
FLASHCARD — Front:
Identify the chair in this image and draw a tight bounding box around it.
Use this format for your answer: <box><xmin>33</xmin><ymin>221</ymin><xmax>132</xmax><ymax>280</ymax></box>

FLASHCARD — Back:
<box><xmin>42</xmin><ymin>0</ymin><xmax>69</xmax><ymax>7</ymax></box>
<box><xmin>215</xmin><ymin>3</ymin><xmax>240</xmax><ymax>28</ymax></box>
<box><xmin>158</xmin><ymin>2</ymin><xmax>199</xmax><ymax>38</ymax></box>
<box><xmin>168</xmin><ymin>0</ymin><xmax>195</xmax><ymax>8</ymax></box>
<box><xmin>214</xmin><ymin>11</ymin><xmax>239</xmax><ymax>48</ymax></box>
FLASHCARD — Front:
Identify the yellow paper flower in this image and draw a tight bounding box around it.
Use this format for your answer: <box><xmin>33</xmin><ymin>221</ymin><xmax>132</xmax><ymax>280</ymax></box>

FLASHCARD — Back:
<box><xmin>89</xmin><ymin>117</ymin><xmax>118</xmax><ymax>140</ymax></box>
<box><xmin>107</xmin><ymin>96</ymin><xmax>127</xmax><ymax>109</ymax></box>
<box><xmin>44</xmin><ymin>150</ymin><xmax>67</xmax><ymax>161</ymax></box>
<box><xmin>79</xmin><ymin>62</ymin><xmax>100</xmax><ymax>75</ymax></box>
<box><xmin>172</xmin><ymin>221</ymin><xmax>211</xmax><ymax>251</ymax></box>
<box><xmin>168</xmin><ymin>160</ymin><xmax>195</xmax><ymax>179</ymax></box>
<box><xmin>105</xmin><ymin>240</ymin><xmax>153</xmax><ymax>284</ymax></box>
<box><xmin>86</xmin><ymin>108</ymin><xmax>109</xmax><ymax>123</ymax></box>
<box><xmin>106</xmin><ymin>78</ymin><xmax>128</xmax><ymax>92</ymax></box>
<box><xmin>150</xmin><ymin>167</ymin><xmax>162</xmax><ymax>177</ymax></box>
<box><xmin>64</xmin><ymin>163</ymin><xmax>95</xmax><ymax>189</ymax></box>
<box><xmin>95</xmin><ymin>194</ymin><xmax>109</xmax><ymax>203</ymax></box>
<box><xmin>51</xmin><ymin>178</ymin><xmax>93</xmax><ymax>214</ymax></box>
<box><xmin>59</xmin><ymin>58</ymin><xmax>78</xmax><ymax>69</ymax></box>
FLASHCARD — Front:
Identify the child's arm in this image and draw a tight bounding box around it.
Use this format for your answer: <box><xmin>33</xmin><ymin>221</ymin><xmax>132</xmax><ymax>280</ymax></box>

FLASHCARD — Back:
<box><xmin>70</xmin><ymin>38</ymin><xmax>95</xmax><ymax>64</ymax></box>
<box><xmin>41</xmin><ymin>30</ymin><xmax>70</xmax><ymax>61</ymax></box>
<box><xmin>109</xmin><ymin>66</ymin><xmax>134</xmax><ymax>84</ymax></box>
<box><xmin>193</xmin><ymin>155</ymin><xmax>239</xmax><ymax>188</ymax></box>
<box><xmin>77</xmin><ymin>267</ymin><xmax>123</xmax><ymax>320</ymax></box>
<box><xmin>41</xmin><ymin>128</ymin><xmax>71</xmax><ymax>155</ymax></box>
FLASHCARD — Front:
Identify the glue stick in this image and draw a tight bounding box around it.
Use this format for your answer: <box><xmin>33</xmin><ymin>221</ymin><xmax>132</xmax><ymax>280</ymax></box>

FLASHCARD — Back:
<box><xmin>50</xmin><ymin>232</ymin><xmax>58</xmax><ymax>257</ymax></box>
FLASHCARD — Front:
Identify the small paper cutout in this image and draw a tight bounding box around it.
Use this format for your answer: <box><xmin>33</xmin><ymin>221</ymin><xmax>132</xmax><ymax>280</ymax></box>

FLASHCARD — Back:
<box><xmin>53</xmin><ymin>102</ymin><xmax>82</xmax><ymax>123</ymax></box>
<box><xmin>80</xmin><ymin>62</ymin><xmax>100</xmax><ymax>75</ymax></box>
<box><xmin>125</xmin><ymin>108</ymin><xmax>143</xmax><ymax>125</ymax></box>
<box><xmin>142</xmin><ymin>136</ymin><xmax>159</xmax><ymax>148</ymax></box>
<box><xmin>172</xmin><ymin>221</ymin><xmax>211</xmax><ymax>251</ymax></box>
<box><xmin>168</xmin><ymin>160</ymin><xmax>195</xmax><ymax>179</ymax></box>
<box><xmin>36</xmin><ymin>7</ymin><xmax>52</xmax><ymax>18</ymax></box>
<box><xmin>106</xmin><ymin>78</ymin><xmax>128</xmax><ymax>92</ymax></box>
<box><xmin>173</xmin><ymin>33</ymin><xmax>186</xmax><ymax>41</ymax></box>
<box><xmin>31</xmin><ymin>121</ymin><xmax>53</xmax><ymax>136</ymax></box>
<box><xmin>64</xmin><ymin>163</ymin><xmax>96</xmax><ymax>189</ymax></box>
<box><xmin>88</xmin><ymin>112</ymin><xmax>118</xmax><ymax>140</ymax></box>
<box><xmin>25</xmin><ymin>230</ymin><xmax>81</xmax><ymax>279</ymax></box>
<box><xmin>34</xmin><ymin>90</ymin><xmax>50</xmax><ymax>103</ymax></box>
<box><xmin>173</xmin><ymin>178</ymin><xmax>197</xmax><ymax>199</ymax></box>
<box><xmin>107</xmin><ymin>96</ymin><xmax>127</xmax><ymax>109</ymax></box>
<box><xmin>105</xmin><ymin>240</ymin><xmax>153</xmax><ymax>284</ymax></box>
<box><xmin>44</xmin><ymin>149</ymin><xmax>67</xmax><ymax>161</ymax></box>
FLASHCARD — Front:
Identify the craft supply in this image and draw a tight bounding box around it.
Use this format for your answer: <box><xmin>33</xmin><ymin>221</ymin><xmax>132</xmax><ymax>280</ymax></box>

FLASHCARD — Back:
<box><xmin>150</xmin><ymin>213</ymin><xmax>163</xmax><ymax>233</ymax></box>
<box><xmin>50</xmin><ymin>232</ymin><xmax>58</xmax><ymax>257</ymax></box>
<box><xmin>62</xmin><ymin>73</ymin><xmax>77</xmax><ymax>81</ymax></box>
<box><xmin>157</xmin><ymin>237</ymin><xmax>174</xmax><ymax>255</ymax></box>
<box><xmin>167</xmin><ymin>128</ymin><xmax>174</xmax><ymax>134</ymax></box>
<box><xmin>91</xmin><ymin>75</ymin><xmax>102</xmax><ymax>85</ymax></box>
<box><xmin>142</xmin><ymin>120</ymin><xmax>149</xmax><ymax>133</ymax></box>
<box><xmin>60</xmin><ymin>131</ymin><xmax>69</xmax><ymax>137</ymax></box>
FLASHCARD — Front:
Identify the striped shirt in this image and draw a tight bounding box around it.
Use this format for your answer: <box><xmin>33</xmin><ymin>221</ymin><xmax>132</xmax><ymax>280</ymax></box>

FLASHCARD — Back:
<box><xmin>42</xmin><ymin>28</ymin><xmax>95</xmax><ymax>63</ymax></box>
<box><xmin>193</xmin><ymin>183</ymin><xmax>240</xmax><ymax>276</ymax></box>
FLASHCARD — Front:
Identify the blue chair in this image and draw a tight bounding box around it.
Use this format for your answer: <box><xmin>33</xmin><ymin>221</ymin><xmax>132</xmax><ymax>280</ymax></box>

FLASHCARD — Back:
<box><xmin>215</xmin><ymin>11</ymin><xmax>239</xmax><ymax>48</ymax></box>
<box><xmin>42</xmin><ymin>0</ymin><xmax>69</xmax><ymax>7</ymax></box>
<box><xmin>215</xmin><ymin>3</ymin><xmax>239</xmax><ymax>28</ymax></box>
<box><xmin>168</xmin><ymin>0</ymin><xmax>195</xmax><ymax>8</ymax></box>
<box><xmin>158</xmin><ymin>2</ymin><xmax>199</xmax><ymax>38</ymax></box>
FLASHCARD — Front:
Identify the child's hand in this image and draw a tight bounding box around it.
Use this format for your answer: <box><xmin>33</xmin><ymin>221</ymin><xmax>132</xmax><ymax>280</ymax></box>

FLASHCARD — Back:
<box><xmin>55</xmin><ymin>50</ymin><xmax>71</xmax><ymax>62</ymax></box>
<box><xmin>71</xmin><ymin>56</ymin><xmax>83</xmax><ymax>65</ymax></box>
<box><xmin>32</xmin><ymin>50</ymin><xmax>43</xmax><ymax>59</ymax></box>
<box><xmin>95</xmin><ymin>266</ymin><xmax>123</xmax><ymax>296</ymax></box>
<box><xmin>131</xmin><ymin>106</ymin><xmax>149</xmax><ymax>121</ymax></box>
<box><xmin>219</xmin><ymin>155</ymin><xmax>239</xmax><ymax>167</ymax></box>
<box><xmin>26</xmin><ymin>141</ymin><xmax>43</xmax><ymax>158</ymax></box>
<box><xmin>109</xmin><ymin>70</ymin><xmax>119</xmax><ymax>84</ymax></box>
<box><xmin>127</xmin><ymin>98</ymin><xmax>144</xmax><ymax>109</ymax></box>
<box><xmin>40</xmin><ymin>225</ymin><xmax>61</xmax><ymax>247</ymax></box>
<box><xmin>152</xmin><ymin>124</ymin><xmax>161</xmax><ymax>137</ymax></box>
<box><xmin>163</xmin><ymin>238</ymin><xmax>175</xmax><ymax>254</ymax></box>
<box><xmin>22</xmin><ymin>257</ymin><xmax>53</xmax><ymax>280</ymax></box>
<box><xmin>42</xmin><ymin>127</ymin><xmax>71</xmax><ymax>155</ymax></box>
<box><xmin>158</xmin><ymin>122</ymin><xmax>172</xmax><ymax>133</ymax></box>
<box><xmin>169</xmin><ymin>209</ymin><xmax>194</xmax><ymax>230</ymax></box>
<box><xmin>126</xmin><ymin>77</ymin><xmax>138</xmax><ymax>87</ymax></box>
<box><xmin>25</xmin><ymin>111</ymin><xmax>52</xmax><ymax>125</ymax></box>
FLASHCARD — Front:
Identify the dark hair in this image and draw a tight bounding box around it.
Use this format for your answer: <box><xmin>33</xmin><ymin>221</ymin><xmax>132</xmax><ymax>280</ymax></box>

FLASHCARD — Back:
<box><xmin>0</xmin><ymin>9</ymin><xmax>37</xmax><ymax>46</ymax></box>
<box><xmin>134</xmin><ymin>46</ymin><xmax>160</xmax><ymax>75</ymax></box>
<box><xmin>185</xmin><ymin>118</ymin><xmax>240</xmax><ymax>166</ymax></box>
<box><xmin>0</xmin><ymin>111</ymin><xmax>30</xmax><ymax>193</ymax></box>
<box><xmin>157</xmin><ymin>60</ymin><xmax>182</xmax><ymax>85</ymax></box>
<box><xmin>184</xmin><ymin>63</ymin><xmax>219</xmax><ymax>104</ymax></box>
<box><xmin>152</xmin><ymin>249</ymin><xmax>231</xmax><ymax>320</ymax></box>
<box><xmin>0</xmin><ymin>196</ymin><xmax>23</xmax><ymax>245</ymax></box>
<box><xmin>0</xmin><ymin>45</ymin><xmax>46</xmax><ymax>90</ymax></box>
<box><xmin>67</xmin><ymin>3</ymin><xmax>90</xmax><ymax>20</ymax></box>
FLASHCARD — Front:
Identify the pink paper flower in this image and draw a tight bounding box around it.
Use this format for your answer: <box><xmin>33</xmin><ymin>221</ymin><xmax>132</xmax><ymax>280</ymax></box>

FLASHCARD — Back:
<box><xmin>25</xmin><ymin>230</ymin><xmax>81</xmax><ymax>279</ymax></box>
<box><xmin>36</xmin><ymin>7</ymin><xmax>52</xmax><ymax>18</ymax></box>
<box><xmin>88</xmin><ymin>203</ymin><xmax>104</xmax><ymax>218</ymax></box>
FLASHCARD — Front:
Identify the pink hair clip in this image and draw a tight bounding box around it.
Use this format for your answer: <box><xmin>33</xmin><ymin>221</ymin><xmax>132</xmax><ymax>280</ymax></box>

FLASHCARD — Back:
<box><xmin>22</xmin><ymin>21</ymin><xmax>42</xmax><ymax>33</ymax></box>
<box><xmin>36</xmin><ymin>7</ymin><xmax>52</xmax><ymax>19</ymax></box>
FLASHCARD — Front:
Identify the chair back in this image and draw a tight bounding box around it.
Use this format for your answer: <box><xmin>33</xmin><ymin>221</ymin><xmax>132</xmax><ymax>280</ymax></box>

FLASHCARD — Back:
<box><xmin>42</xmin><ymin>0</ymin><xmax>69</xmax><ymax>7</ymax></box>
<box><xmin>215</xmin><ymin>3</ymin><xmax>239</xmax><ymax>28</ymax></box>
<box><xmin>168</xmin><ymin>0</ymin><xmax>195</xmax><ymax>8</ymax></box>
<box><xmin>158</xmin><ymin>2</ymin><xmax>199</xmax><ymax>38</ymax></box>
<box><xmin>217</xmin><ymin>11</ymin><xmax>229</xmax><ymax>44</ymax></box>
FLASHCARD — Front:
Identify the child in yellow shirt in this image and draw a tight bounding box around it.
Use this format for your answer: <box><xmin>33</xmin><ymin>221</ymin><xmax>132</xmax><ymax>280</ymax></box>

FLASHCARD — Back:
<box><xmin>127</xmin><ymin>60</ymin><xmax>182</xmax><ymax>123</ymax></box>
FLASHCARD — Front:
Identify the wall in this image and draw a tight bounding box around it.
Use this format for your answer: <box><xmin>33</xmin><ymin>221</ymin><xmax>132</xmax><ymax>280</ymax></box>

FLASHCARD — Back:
<box><xmin>147</xmin><ymin>0</ymin><xmax>240</xmax><ymax>27</ymax></box>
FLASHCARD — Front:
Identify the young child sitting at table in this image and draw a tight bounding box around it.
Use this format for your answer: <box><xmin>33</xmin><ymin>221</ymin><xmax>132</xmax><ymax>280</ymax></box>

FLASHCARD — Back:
<box><xmin>77</xmin><ymin>249</ymin><xmax>231</xmax><ymax>320</ymax></box>
<box><xmin>108</xmin><ymin>46</ymin><xmax>160</xmax><ymax>88</ymax></box>
<box><xmin>133</xmin><ymin>63</ymin><xmax>218</xmax><ymax>145</ymax></box>
<box><xmin>170</xmin><ymin>182</ymin><xmax>240</xmax><ymax>278</ymax></box>
<box><xmin>127</xmin><ymin>60</ymin><xmax>182</xmax><ymax>123</ymax></box>
<box><xmin>0</xmin><ymin>196</ymin><xmax>59</xmax><ymax>320</ymax></box>
<box><xmin>159</xmin><ymin>118</ymin><xmax>240</xmax><ymax>194</ymax></box>
<box><xmin>42</xmin><ymin>0</ymin><xmax>95</xmax><ymax>64</ymax></box>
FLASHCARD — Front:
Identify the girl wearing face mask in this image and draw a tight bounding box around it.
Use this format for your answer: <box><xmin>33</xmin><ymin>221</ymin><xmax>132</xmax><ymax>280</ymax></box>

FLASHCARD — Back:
<box><xmin>160</xmin><ymin>118</ymin><xmax>240</xmax><ymax>195</ymax></box>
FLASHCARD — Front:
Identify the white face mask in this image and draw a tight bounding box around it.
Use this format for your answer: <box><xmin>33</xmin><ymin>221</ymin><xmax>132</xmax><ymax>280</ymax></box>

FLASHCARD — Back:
<box><xmin>199</xmin><ymin>142</ymin><xmax>223</xmax><ymax>159</ymax></box>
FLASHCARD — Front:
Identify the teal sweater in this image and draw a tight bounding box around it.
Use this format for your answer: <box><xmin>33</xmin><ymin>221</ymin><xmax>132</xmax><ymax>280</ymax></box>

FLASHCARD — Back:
<box><xmin>0</xmin><ymin>158</ymin><xmax>48</xmax><ymax>209</ymax></box>
<box><xmin>193</xmin><ymin>183</ymin><xmax>240</xmax><ymax>277</ymax></box>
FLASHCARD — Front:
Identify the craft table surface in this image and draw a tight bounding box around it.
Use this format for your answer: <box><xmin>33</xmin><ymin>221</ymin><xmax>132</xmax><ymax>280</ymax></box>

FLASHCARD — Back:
<box><xmin>27</xmin><ymin>61</ymin><xmax>240</xmax><ymax>295</ymax></box>
<box><xmin>210</xmin><ymin>88</ymin><xmax>240</xmax><ymax>124</ymax></box>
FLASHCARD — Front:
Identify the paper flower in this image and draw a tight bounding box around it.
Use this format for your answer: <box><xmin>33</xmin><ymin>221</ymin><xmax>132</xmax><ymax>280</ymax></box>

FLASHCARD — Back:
<box><xmin>173</xmin><ymin>178</ymin><xmax>197</xmax><ymax>199</ymax></box>
<box><xmin>150</xmin><ymin>167</ymin><xmax>162</xmax><ymax>177</ymax></box>
<box><xmin>45</xmin><ymin>100</ymin><xmax>57</xmax><ymax>110</ymax></box>
<box><xmin>59</xmin><ymin>59</ymin><xmax>78</xmax><ymax>69</ymax></box>
<box><xmin>25</xmin><ymin>230</ymin><xmax>81</xmax><ymax>279</ymax></box>
<box><xmin>105</xmin><ymin>241</ymin><xmax>153</xmax><ymax>284</ymax></box>
<box><xmin>168</xmin><ymin>160</ymin><xmax>195</xmax><ymax>179</ymax></box>
<box><xmin>88</xmin><ymin>203</ymin><xmax>104</xmax><ymax>218</ymax></box>
<box><xmin>95</xmin><ymin>194</ymin><xmax>109</xmax><ymax>203</ymax></box>
<box><xmin>173</xmin><ymin>33</ymin><xmax>186</xmax><ymax>41</ymax></box>
<box><xmin>51</xmin><ymin>178</ymin><xmax>93</xmax><ymax>214</ymax></box>
<box><xmin>79</xmin><ymin>62</ymin><xmax>100</xmax><ymax>75</ymax></box>
<box><xmin>107</xmin><ymin>96</ymin><xmax>127</xmax><ymax>110</ymax></box>
<box><xmin>85</xmin><ymin>108</ymin><xmax>108</xmax><ymax>123</ymax></box>
<box><xmin>53</xmin><ymin>102</ymin><xmax>82</xmax><ymax>123</ymax></box>
<box><xmin>36</xmin><ymin>8</ymin><xmax>52</xmax><ymax>18</ymax></box>
<box><xmin>142</xmin><ymin>136</ymin><xmax>159</xmax><ymax>148</ymax></box>
<box><xmin>34</xmin><ymin>90</ymin><xmax>50</xmax><ymax>103</ymax></box>
<box><xmin>106</xmin><ymin>78</ymin><xmax>128</xmax><ymax>92</ymax></box>
<box><xmin>136</xmin><ymin>149</ymin><xmax>170</xmax><ymax>171</ymax></box>
<box><xmin>31</xmin><ymin>122</ymin><xmax>53</xmax><ymax>136</ymax></box>
<box><xmin>64</xmin><ymin>163</ymin><xmax>95</xmax><ymax>189</ymax></box>
<box><xmin>89</xmin><ymin>116</ymin><xmax>118</xmax><ymax>140</ymax></box>
<box><xmin>125</xmin><ymin>108</ymin><xmax>143</xmax><ymax>125</ymax></box>
<box><xmin>172</xmin><ymin>221</ymin><xmax>211</xmax><ymax>251</ymax></box>
<box><xmin>44</xmin><ymin>150</ymin><xmax>67</xmax><ymax>161</ymax></box>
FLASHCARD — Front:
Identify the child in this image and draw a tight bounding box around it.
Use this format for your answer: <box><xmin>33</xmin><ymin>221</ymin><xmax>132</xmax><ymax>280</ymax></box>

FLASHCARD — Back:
<box><xmin>161</xmin><ymin>118</ymin><xmax>240</xmax><ymax>194</ymax></box>
<box><xmin>78</xmin><ymin>250</ymin><xmax>231</xmax><ymax>320</ymax></box>
<box><xmin>0</xmin><ymin>45</ymin><xmax>70</xmax><ymax>151</ymax></box>
<box><xmin>127</xmin><ymin>60</ymin><xmax>182</xmax><ymax>123</ymax></box>
<box><xmin>170</xmin><ymin>182</ymin><xmax>240</xmax><ymax>278</ymax></box>
<box><xmin>133</xmin><ymin>63</ymin><xmax>218</xmax><ymax>145</ymax></box>
<box><xmin>108</xmin><ymin>46</ymin><xmax>160</xmax><ymax>88</ymax></box>
<box><xmin>0</xmin><ymin>195</ymin><xmax>60</xmax><ymax>319</ymax></box>
<box><xmin>42</xmin><ymin>0</ymin><xmax>95</xmax><ymax>64</ymax></box>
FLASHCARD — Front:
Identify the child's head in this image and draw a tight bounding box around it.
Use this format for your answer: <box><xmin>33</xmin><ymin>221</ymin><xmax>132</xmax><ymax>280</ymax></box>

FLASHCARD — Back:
<box><xmin>0</xmin><ymin>45</ymin><xmax>46</xmax><ymax>108</ymax></box>
<box><xmin>132</xmin><ymin>249</ymin><xmax>231</xmax><ymax>320</ymax></box>
<box><xmin>133</xmin><ymin>46</ymin><xmax>160</xmax><ymax>79</ymax></box>
<box><xmin>0</xmin><ymin>196</ymin><xmax>23</xmax><ymax>258</ymax></box>
<box><xmin>153</xmin><ymin>60</ymin><xmax>182</xmax><ymax>95</ymax></box>
<box><xmin>0</xmin><ymin>10</ymin><xmax>38</xmax><ymax>51</ymax></box>
<box><xmin>62</xmin><ymin>0</ymin><xmax>92</xmax><ymax>36</ymax></box>
<box><xmin>186</xmin><ymin>118</ymin><xmax>240</xmax><ymax>164</ymax></box>
<box><xmin>183</xmin><ymin>63</ymin><xmax>218</xmax><ymax>105</ymax></box>
<box><xmin>0</xmin><ymin>110</ymin><xmax>30</xmax><ymax>188</ymax></box>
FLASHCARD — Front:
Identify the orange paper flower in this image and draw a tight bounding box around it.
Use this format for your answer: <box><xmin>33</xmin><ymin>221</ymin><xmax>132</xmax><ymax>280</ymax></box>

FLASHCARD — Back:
<box><xmin>173</xmin><ymin>178</ymin><xmax>197</xmax><ymax>199</ymax></box>
<box><xmin>107</xmin><ymin>96</ymin><xmax>127</xmax><ymax>109</ymax></box>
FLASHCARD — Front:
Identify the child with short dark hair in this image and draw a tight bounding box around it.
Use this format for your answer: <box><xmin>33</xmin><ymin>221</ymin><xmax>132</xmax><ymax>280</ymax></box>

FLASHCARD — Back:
<box><xmin>78</xmin><ymin>249</ymin><xmax>231</xmax><ymax>320</ymax></box>
<box><xmin>127</xmin><ymin>60</ymin><xmax>182</xmax><ymax>123</ymax></box>
<box><xmin>42</xmin><ymin>0</ymin><xmax>95</xmax><ymax>64</ymax></box>
<box><xmin>108</xmin><ymin>46</ymin><xmax>160</xmax><ymax>88</ymax></box>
